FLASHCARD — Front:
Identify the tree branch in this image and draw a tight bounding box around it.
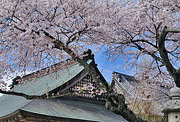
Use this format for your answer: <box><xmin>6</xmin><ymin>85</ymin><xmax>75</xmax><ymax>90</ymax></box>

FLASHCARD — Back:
<box><xmin>158</xmin><ymin>27</ymin><xmax>180</xmax><ymax>86</ymax></box>
<box><xmin>158</xmin><ymin>27</ymin><xmax>176</xmax><ymax>75</ymax></box>
<box><xmin>0</xmin><ymin>89</ymin><xmax>45</xmax><ymax>100</ymax></box>
<box><xmin>132</xmin><ymin>42</ymin><xmax>163</xmax><ymax>64</ymax></box>
<box><xmin>166</xmin><ymin>30</ymin><xmax>180</xmax><ymax>33</ymax></box>
<box><xmin>112</xmin><ymin>39</ymin><xmax>158</xmax><ymax>49</ymax></box>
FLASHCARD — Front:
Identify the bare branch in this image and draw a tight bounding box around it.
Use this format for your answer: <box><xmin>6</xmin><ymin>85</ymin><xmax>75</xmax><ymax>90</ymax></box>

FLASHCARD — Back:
<box><xmin>166</xmin><ymin>30</ymin><xmax>180</xmax><ymax>33</ymax></box>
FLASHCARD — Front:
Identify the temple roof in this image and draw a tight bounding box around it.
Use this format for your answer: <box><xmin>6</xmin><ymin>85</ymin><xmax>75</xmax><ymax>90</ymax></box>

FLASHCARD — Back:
<box><xmin>11</xmin><ymin>60</ymin><xmax>92</xmax><ymax>96</ymax></box>
<box><xmin>0</xmin><ymin>96</ymin><xmax>127</xmax><ymax>122</ymax></box>
<box><xmin>112</xmin><ymin>71</ymin><xmax>136</xmax><ymax>82</ymax></box>
<box><xmin>0</xmin><ymin>60</ymin><xmax>128</xmax><ymax>122</ymax></box>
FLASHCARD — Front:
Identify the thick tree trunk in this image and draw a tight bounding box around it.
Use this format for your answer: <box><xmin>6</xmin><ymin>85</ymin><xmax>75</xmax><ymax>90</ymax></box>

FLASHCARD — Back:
<box><xmin>174</xmin><ymin>72</ymin><xmax>180</xmax><ymax>87</ymax></box>
<box><xmin>158</xmin><ymin>27</ymin><xmax>180</xmax><ymax>87</ymax></box>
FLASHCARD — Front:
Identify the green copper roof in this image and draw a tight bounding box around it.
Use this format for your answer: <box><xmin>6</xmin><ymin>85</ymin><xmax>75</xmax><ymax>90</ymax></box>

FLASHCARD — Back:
<box><xmin>12</xmin><ymin>60</ymin><xmax>92</xmax><ymax>96</ymax></box>
<box><xmin>21</xmin><ymin>98</ymin><xmax>128</xmax><ymax>122</ymax></box>
<box><xmin>0</xmin><ymin>96</ymin><xmax>128</xmax><ymax>122</ymax></box>
<box><xmin>0</xmin><ymin>95</ymin><xmax>30</xmax><ymax>117</ymax></box>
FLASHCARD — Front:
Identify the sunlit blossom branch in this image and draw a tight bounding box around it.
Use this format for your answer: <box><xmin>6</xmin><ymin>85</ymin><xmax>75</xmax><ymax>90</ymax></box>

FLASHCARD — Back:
<box><xmin>132</xmin><ymin>42</ymin><xmax>163</xmax><ymax>64</ymax></box>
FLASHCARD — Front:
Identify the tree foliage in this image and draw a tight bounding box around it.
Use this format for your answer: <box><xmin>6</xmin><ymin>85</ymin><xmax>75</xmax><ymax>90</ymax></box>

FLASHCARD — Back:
<box><xmin>105</xmin><ymin>0</ymin><xmax>180</xmax><ymax>87</ymax></box>
<box><xmin>0</xmin><ymin>0</ymin><xmax>179</xmax><ymax>88</ymax></box>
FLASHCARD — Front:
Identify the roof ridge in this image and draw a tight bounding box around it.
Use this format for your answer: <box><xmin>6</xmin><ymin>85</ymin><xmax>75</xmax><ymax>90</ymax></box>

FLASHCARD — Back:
<box><xmin>20</xmin><ymin>99</ymin><xmax>34</xmax><ymax>109</ymax></box>
<box><xmin>113</xmin><ymin>71</ymin><xmax>134</xmax><ymax>77</ymax></box>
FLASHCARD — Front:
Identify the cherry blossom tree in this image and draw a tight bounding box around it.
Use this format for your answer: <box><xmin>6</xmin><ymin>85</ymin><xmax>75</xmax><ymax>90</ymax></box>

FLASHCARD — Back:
<box><xmin>0</xmin><ymin>0</ymin><xmax>111</xmax><ymax>90</ymax></box>
<box><xmin>105</xmin><ymin>0</ymin><xmax>180</xmax><ymax>87</ymax></box>
<box><xmin>0</xmin><ymin>0</ymin><xmax>179</xmax><ymax>121</ymax></box>
<box><xmin>0</xmin><ymin>0</ymin><xmax>148</xmax><ymax>121</ymax></box>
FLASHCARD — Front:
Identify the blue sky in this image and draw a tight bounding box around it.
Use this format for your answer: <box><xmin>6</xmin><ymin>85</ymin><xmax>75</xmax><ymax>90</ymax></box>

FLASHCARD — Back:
<box><xmin>95</xmin><ymin>50</ymin><xmax>134</xmax><ymax>83</ymax></box>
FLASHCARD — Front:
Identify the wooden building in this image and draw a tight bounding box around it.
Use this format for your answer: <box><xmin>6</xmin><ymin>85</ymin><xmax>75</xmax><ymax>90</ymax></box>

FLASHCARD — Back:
<box><xmin>0</xmin><ymin>60</ymin><xmax>128</xmax><ymax>122</ymax></box>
